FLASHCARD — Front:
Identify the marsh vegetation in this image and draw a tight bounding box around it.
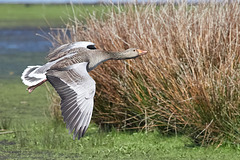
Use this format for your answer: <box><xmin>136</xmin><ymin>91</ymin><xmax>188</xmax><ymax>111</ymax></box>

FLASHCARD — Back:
<box><xmin>49</xmin><ymin>2</ymin><xmax>240</xmax><ymax>145</ymax></box>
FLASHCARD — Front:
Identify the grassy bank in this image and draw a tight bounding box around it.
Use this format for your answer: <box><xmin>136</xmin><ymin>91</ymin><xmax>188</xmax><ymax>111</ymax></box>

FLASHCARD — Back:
<box><xmin>0</xmin><ymin>4</ymin><xmax>107</xmax><ymax>28</ymax></box>
<box><xmin>0</xmin><ymin>79</ymin><xmax>49</xmax><ymax>123</ymax></box>
<box><xmin>1</xmin><ymin>80</ymin><xmax>240</xmax><ymax>159</ymax></box>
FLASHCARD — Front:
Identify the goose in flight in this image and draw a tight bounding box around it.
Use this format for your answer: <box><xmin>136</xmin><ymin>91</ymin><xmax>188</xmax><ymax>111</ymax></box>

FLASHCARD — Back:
<box><xmin>21</xmin><ymin>41</ymin><xmax>147</xmax><ymax>139</ymax></box>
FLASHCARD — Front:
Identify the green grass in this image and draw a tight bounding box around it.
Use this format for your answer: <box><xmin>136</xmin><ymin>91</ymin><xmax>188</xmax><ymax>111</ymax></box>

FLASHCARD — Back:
<box><xmin>0</xmin><ymin>4</ymin><xmax>108</xmax><ymax>28</ymax></box>
<box><xmin>0</xmin><ymin>79</ymin><xmax>49</xmax><ymax>123</ymax></box>
<box><xmin>1</xmin><ymin>79</ymin><xmax>240</xmax><ymax>159</ymax></box>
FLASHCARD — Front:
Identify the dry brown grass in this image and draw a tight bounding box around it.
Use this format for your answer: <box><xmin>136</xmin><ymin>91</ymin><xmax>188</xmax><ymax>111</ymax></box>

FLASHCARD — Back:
<box><xmin>49</xmin><ymin>2</ymin><xmax>240</xmax><ymax>145</ymax></box>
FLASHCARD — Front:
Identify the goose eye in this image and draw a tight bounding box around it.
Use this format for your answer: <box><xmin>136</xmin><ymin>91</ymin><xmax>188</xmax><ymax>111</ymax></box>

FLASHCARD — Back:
<box><xmin>133</xmin><ymin>49</ymin><xmax>136</xmax><ymax>52</ymax></box>
<box><xmin>87</xmin><ymin>45</ymin><xmax>96</xmax><ymax>49</ymax></box>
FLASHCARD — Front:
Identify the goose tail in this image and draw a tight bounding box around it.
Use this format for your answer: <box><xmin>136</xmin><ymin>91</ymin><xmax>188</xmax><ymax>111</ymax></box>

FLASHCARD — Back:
<box><xmin>21</xmin><ymin>65</ymin><xmax>47</xmax><ymax>87</ymax></box>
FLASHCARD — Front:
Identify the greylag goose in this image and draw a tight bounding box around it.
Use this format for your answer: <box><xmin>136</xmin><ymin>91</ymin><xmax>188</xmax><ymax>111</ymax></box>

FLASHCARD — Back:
<box><xmin>21</xmin><ymin>41</ymin><xmax>147</xmax><ymax>139</ymax></box>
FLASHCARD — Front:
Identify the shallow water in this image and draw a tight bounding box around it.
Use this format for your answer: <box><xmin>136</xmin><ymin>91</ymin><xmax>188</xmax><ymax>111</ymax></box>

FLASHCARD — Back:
<box><xmin>0</xmin><ymin>29</ymin><xmax>51</xmax><ymax>55</ymax></box>
<box><xmin>0</xmin><ymin>29</ymin><xmax>52</xmax><ymax>77</ymax></box>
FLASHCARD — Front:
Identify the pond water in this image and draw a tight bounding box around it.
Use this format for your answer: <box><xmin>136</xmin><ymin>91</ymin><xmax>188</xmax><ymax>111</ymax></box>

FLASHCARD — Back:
<box><xmin>0</xmin><ymin>29</ymin><xmax>51</xmax><ymax>55</ymax></box>
<box><xmin>0</xmin><ymin>29</ymin><xmax>53</xmax><ymax>78</ymax></box>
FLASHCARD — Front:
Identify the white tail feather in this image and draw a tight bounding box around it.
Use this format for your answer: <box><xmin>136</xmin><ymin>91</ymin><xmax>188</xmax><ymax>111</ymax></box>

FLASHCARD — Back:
<box><xmin>21</xmin><ymin>65</ymin><xmax>46</xmax><ymax>86</ymax></box>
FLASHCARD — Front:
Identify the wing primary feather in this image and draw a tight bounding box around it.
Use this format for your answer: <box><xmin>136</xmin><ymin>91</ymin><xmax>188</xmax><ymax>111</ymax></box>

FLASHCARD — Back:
<box><xmin>72</xmin><ymin>104</ymin><xmax>89</xmax><ymax>137</ymax></box>
<box><xmin>78</xmin><ymin>127</ymin><xmax>82</xmax><ymax>140</ymax></box>
<box><xmin>58</xmin><ymin>87</ymin><xmax>73</xmax><ymax>94</ymax></box>
<box><xmin>68</xmin><ymin>112</ymin><xmax>82</xmax><ymax>134</ymax></box>
<box><xmin>68</xmin><ymin>110</ymin><xmax>81</xmax><ymax>134</ymax></box>
<box><xmin>74</xmin><ymin>105</ymin><xmax>89</xmax><ymax>131</ymax></box>
<box><xmin>62</xmin><ymin>97</ymin><xmax>85</xmax><ymax>118</ymax></box>
<box><xmin>60</xmin><ymin>94</ymin><xmax>75</xmax><ymax>104</ymax></box>
<box><xmin>81</xmin><ymin>109</ymin><xmax>93</xmax><ymax>137</ymax></box>
<box><xmin>61</xmin><ymin>98</ymin><xmax>78</xmax><ymax>113</ymax></box>
<box><xmin>80</xmin><ymin>113</ymin><xmax>91</xmax><ymax>135</ymax></box>
<box><xmin>65</xmin><ymin>107</ymin><xmax>81</xmax><ymax>130</ymax></box>
<box><xmin>62</xmin><ymin>106</ymin><xmax>77</xmax><ymax>121</ymax></box>
<box><xmin>60</xmin><ymin>96</ymin><xmax>77</xmax><ymax>109</ymax></box>
<box><xmin>81</xmin><ymin>108</ymin><xmax>93</xmax><ymax>136</ymax></box>
<box><xmin>63</xmin><ymin>102</ymin><xmax>79</xmax><ymax>121</ymax></box>
<box><xmin>46</xmin><ymin>62</ymin><xmax>96</xmax><ymax>140</ymax></box>
<box><xmin>64</xmin><ymin>96</ymin><xmax>89</xmax><ymax>126</ymax></box>
<box><xmin>59</xmin><ymin>91</ymin><xmax>76</xmax><ymax>100</ymax></box>
<box><xmin>70</xmin><ymin>101</ymin><xmax>89</xmax><ymax>132</ymax></box>
<box><xmin>73</xmin><ymin>100</ymin><xmax>93</xmax><ymax>139</ymax></box>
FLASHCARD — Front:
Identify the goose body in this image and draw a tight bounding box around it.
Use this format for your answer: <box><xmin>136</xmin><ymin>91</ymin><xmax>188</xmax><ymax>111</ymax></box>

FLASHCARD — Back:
<box><xmin>21</xmin><ymin>41</ymin><xmax>147</xmax><ymax>139</ymax></box>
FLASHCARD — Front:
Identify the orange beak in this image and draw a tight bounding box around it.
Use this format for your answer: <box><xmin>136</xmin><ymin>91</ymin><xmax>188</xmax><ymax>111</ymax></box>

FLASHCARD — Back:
<box><xmin>137</xmin><ymin>49</ymin><xmax>148</xmax><ymax>56</ymax></box>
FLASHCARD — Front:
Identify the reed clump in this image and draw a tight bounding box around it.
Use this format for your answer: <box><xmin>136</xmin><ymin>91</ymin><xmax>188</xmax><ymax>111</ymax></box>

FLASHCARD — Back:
<box><xmin>49</xmin><ymin>2</ymin><xmax>240</xmax><ymax>145</ymax></box>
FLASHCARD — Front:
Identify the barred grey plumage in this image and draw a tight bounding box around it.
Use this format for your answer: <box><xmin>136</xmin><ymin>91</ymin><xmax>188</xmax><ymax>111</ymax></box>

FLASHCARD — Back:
<box><xmin>21</xmin><ymin>41</ymin><xmax>147</xmax><ymax>139</ymax></box>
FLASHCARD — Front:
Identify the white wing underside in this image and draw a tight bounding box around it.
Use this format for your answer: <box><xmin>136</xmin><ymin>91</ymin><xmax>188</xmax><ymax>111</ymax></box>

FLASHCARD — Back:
<box><xmin>46</xmin><ymin>62</ymin><xmax>96</xmax><ymax>139</ymax></box>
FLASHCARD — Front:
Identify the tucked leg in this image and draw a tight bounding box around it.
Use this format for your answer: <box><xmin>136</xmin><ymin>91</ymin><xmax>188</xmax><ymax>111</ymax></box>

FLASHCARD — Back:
<box><xmin>27</xmin><ymin>79</ymin><xmax>48</xmax><ymax>93</ymax></box>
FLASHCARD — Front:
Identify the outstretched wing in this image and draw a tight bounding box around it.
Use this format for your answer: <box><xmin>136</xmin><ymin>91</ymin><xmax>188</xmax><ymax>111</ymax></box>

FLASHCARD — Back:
<box><xmin>46</xmin><ymin>62</ymin><xmax>96</xmax><ymax>139</ymax></box>
<box><xmin>47</xmin><ymin>41</ymin><xmax>96</xmax><ymax>62</ymax></box>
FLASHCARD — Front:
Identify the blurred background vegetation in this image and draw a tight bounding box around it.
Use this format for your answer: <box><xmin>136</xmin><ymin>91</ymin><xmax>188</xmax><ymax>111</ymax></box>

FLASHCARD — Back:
<box><xmin>0</xmin><ymin>4</ymin><xmax>109</xmax><ymax>28</ymax></box>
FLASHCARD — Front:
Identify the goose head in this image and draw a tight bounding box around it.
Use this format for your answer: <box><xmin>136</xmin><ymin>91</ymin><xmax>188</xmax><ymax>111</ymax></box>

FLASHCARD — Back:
<box><xmin>116</xmin><ymin>48</ymin><xmax>147</xmax><ymax>60</ymax></box>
